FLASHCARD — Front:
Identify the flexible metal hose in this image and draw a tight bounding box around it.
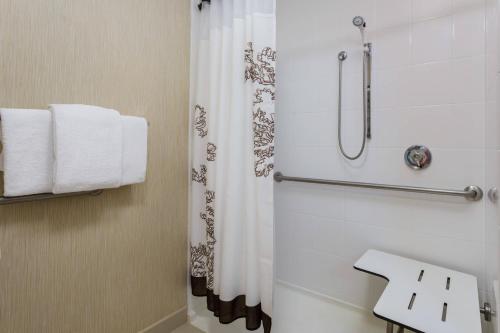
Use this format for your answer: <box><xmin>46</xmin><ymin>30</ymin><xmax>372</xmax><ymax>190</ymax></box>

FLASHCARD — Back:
<box><xmin>337</xmin><ymin>50</ymin><xmax>369</xmax><ymax>160</ymax></box>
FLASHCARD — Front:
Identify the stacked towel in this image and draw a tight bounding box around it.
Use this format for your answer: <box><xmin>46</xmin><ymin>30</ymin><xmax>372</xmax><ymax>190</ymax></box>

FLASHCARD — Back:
<box><xmin>0</xmin><ymin>104</ymin><xmax>148</xmax><ymax>196</ymax></box>
<box><xmin>0</xmin><ymin>108</ymin><xmax>53</xmax><ymax>196</ymax></box>
<box><xmin>50</xmin><ymin>104</ymin><xmax>123</xmax><ymax>194</ymax></box>
<box><xmin>121</xmin><ymin>116</ymin><xmax>148</xmax><ymax>185</ymax></box>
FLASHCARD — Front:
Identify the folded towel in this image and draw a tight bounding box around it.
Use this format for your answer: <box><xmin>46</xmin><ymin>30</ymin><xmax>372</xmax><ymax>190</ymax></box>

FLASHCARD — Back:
<box><xmin>50</xmin><ymin>104</ymin><xmax>122</xmax><ymax>193</ymax></box>
<box><xmin>121</xmin><ymin>116</ymin><xmax>148</xmax><ymax>185</ymax></box>
<box><xmin>0</xmin><ymin>108</ymin><xmax>53</xmax><ymax>196</ymax></box>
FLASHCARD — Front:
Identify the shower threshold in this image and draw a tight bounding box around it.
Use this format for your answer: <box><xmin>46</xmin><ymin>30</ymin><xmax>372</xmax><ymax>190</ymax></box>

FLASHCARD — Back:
<box><xmin>188</xmin><ymin>281</ymin><xmax>385</xmax><ymax>333</ymax></box>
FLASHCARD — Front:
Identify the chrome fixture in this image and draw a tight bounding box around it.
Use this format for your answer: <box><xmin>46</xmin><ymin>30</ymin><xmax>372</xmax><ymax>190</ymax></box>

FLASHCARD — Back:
<box><xmin>338</xmin><ymin>51</ymin><xmax>347</xmax><ymax>61</ymax></box>
<box><xmin>386</xmin><ymin>323</ymin><xmax>404</xmax><ymax>333</ymax></box>
<box><xmin>488</xmin><ymin>187</ymin><xmax>498</xmax><ymax>203</ymax></box>
<box><xmin>480</xmin><ymin>302</ymin><xmax>496</xmax><ymax>322</ymax></box>
<box><xmin>337</xmin><ymin>16</ymin><xmax>372</xmax><ymax>160</ymax></box>
<box><xmin>0</xmin><ymin>190</ymin><xmax>103</xmax><ymax>205</ymax></box>
<box><xmin>404</xmin><ymin>145</ymin><xmax>432</xmax><ymax>170</ymax></box>
<box><xmin>353</xmin><ymin>16</ymin><xmax>366</xmax><ymax>29</ymax></box>
<box><xmin>274</xmin><ymin>172</ymin><xmax>484</xmax><ymax>202</ymax></box>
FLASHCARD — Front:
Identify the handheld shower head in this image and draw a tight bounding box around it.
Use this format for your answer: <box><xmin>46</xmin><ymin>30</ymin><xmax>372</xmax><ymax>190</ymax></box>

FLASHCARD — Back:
<box><xmin>353</xmin><ymin>16</ymin><xmax>368</xmax><ymax>44</ymax></box>
<box><xmin>352</xmin><ymin>16</ymin><xmax>366</xmax><ymax>29</ymax></box>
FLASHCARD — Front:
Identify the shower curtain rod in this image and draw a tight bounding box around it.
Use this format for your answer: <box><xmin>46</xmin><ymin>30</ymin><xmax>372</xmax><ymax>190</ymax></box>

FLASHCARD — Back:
<box><xmin>274</xmin><ymin>172</ymin><xmax>484</xmax><ymax>202</ymax></box>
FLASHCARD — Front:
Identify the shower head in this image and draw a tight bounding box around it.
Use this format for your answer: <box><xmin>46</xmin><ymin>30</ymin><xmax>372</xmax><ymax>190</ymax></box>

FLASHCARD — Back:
<box><xmin>352</xmin><ymin>16</ymin><xmax>366</xmax><ymax>29</ymax></box>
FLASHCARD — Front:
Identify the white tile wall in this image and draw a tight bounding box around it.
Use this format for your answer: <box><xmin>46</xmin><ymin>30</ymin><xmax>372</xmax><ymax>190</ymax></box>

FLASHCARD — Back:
<box><xmin>276</xmin><ymin>0</ymin><xmax>498</xmax><ymax>324</ymax></box>
<box><xmin>412</xmin><ymin>16</ymin><xmax>453</xmax><ymax>63</ymax></box>
<box><xmin>412</xmin><ymin>0</ymin><xmax>453</xmax><ymax>21</ymax></box>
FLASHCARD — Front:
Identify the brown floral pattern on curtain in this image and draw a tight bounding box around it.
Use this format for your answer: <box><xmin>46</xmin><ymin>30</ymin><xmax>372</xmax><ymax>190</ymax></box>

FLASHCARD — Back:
<box><xmin>245</xmin><ymin>42</ymin><xmax>276</xmax><ymax>178</ymax></box>
<box><xmin>207</xmin><ymin>143</ymin><xmax>217</xmax><ymax>161</ymax></box>
<box><xmin>200</xmin><ymin>189</ymin><xmax>216</xmax><ymax>289</ymax></box>
<box><xmin>190</xmin><ymin>105</ymin><xmax>217</xmax><ymax>289</ymax></box>
<box><xmin>190</xmin><ymin>244</ymin><xmax>208</xmax><ymax>277</ymax></box>
<box><xmin>194</xmin><ymin>104</ymin><xmax>208</xmax><ymax>137</ymax></box>
<box><xmin>191</xmin><ymin>165</ymin><xmax>207</xmax><ymax>186</ymax></box>
<box><xmin>245</xmin><ymin>43</ymin><xmax>276</xmax><ymax>86</ymax></box>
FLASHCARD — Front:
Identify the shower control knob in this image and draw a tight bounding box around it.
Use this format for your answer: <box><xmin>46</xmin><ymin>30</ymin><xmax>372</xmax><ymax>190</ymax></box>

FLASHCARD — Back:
<box><xmin>405</xmin><ymin>145</ymin><xmax>432</xmax><ymax>170</ymax></box>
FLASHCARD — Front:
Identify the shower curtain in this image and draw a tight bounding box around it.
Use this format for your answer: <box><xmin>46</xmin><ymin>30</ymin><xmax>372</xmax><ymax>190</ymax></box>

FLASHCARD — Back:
<box><xmin>189</xmin><ymin>0</ymin><xmax>275</xmax><ymax>332</ymax></box>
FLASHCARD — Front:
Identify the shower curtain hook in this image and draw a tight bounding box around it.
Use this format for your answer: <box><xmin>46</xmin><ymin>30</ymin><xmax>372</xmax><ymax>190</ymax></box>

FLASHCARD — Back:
<box><xmin>198</xmin><ymin>0</ymin><xmax>211</xmax><ymax>11</ymax></box>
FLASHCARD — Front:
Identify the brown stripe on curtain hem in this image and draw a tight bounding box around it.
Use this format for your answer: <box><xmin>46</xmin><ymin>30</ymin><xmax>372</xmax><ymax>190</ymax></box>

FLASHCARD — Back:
<box><xmin>191</xmin><ymin>276</ymin><xmax>272</xmax><ymax>333</ymax></box>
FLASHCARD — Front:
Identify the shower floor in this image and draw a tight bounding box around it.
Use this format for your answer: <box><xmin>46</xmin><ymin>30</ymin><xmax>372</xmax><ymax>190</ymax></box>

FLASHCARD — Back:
<box><xmin>188</xmin><ymin>281</ymin><xmax>385</xmax><ymax>333</ymax></box>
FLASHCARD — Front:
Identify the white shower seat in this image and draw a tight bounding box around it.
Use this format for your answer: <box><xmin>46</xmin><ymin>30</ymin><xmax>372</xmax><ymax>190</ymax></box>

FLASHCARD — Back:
<box><xmin>354</xmin><ymin>250</ymin><xmax>482</xmax><ymax>333</ymax></box>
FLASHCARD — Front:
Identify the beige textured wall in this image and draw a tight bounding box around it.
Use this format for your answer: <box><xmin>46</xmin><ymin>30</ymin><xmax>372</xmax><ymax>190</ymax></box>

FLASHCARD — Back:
<box><xmin>0</xmin><ymin>1</ymin><xmax>190</xmax><ymax>332</ymax></box>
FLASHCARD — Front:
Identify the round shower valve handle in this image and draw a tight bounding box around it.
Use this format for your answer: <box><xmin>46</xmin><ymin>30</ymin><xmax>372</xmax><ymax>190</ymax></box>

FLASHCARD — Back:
<box><xmin>411</xmin><ymin>151</ymin><xmax>424</xmax><ymax>163</ymax></box>
<box><xmin>405</xmin><ymin>145</ymin><xmax>432</xmax><ymax>170</ymax></box>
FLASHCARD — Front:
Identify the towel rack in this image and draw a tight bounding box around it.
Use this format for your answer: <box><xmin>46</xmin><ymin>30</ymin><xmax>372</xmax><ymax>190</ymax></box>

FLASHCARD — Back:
<box><xmin>0</xmin><ymin>190</ymin><xmax>103</xmax><ymax>205</ymax></box>
<box><xmin>274</xmin><ymin>172</ymin><xmax>483</xmax><ymax>202</ymax></box>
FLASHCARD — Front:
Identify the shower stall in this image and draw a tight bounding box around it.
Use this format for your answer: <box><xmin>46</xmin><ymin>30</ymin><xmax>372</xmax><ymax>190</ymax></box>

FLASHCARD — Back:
<box><xmin>188</xmin><ymin>0</ymin><xmax>500</xmax><ymax>332</ymax></box>
<box><xmin>273</xmin><ymin>0</ymin><xmax>499</xmax><ymax>332</ymax></box>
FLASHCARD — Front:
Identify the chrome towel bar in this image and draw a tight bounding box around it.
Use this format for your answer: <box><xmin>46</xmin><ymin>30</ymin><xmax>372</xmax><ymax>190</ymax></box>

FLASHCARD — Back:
<box><xmin>0</xmin><ymin>190</ymin><xmax>103</xmax><ymax>205</ymax></box>
<box><xmin>274</xmin><ymin>172</ymin><xmax>483</xmax><ymax>202</ymax></box>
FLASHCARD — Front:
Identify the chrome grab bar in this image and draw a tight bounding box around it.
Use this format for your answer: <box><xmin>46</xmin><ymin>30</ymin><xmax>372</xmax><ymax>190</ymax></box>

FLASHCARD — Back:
<box><xmin>274</xmin><ymin>172</ymin><xmax>483</xmax><ymax>202</ymax></box>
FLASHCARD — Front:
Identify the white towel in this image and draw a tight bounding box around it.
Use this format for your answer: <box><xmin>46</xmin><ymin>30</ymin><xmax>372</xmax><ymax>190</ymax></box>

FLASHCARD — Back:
<box><xmin>50</xmin><ymin>104</ymin><xmax>122</xmax><ymax>193</ymax></box>
<box><xmin>121</xmin><ymin>116</ymin><xmax>148</xmax><ymax>185</ymax></box>
<box><xmin>0</xmin><ymin>108</ymin><xmax>53</xmax><ymax>196</ymax></box>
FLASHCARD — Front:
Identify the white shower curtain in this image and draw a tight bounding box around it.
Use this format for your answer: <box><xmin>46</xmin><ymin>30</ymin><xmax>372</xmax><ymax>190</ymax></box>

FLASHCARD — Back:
<box><xmin>190</xmin><ymin>0</ymin><xmax>275</xmax><ymax>332</ymax></box>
